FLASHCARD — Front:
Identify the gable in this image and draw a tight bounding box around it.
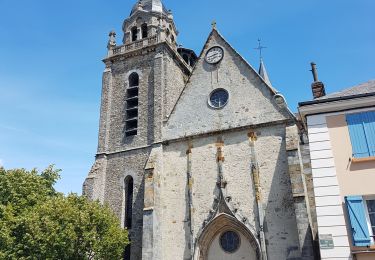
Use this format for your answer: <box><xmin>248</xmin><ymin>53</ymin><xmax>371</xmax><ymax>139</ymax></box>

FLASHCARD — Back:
<box><xmin>164</xmin><ymin>30</ymin><xmax>292</xmax><ymax>140</ymax></box>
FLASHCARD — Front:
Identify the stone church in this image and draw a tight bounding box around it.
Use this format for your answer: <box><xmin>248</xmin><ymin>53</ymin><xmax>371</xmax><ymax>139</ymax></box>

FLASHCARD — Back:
<box><xmin>83</xmin><ymin>0</ymin><xmax>317</xmax><ymax>259</ymax></box>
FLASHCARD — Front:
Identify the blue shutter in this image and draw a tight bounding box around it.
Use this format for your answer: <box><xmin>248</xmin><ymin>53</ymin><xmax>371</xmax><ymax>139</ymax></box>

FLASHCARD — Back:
<box><xmin>345</xmin><ymin>196</ymin><xmax>371</xmax><ymax>246</ymax></box>
<box><xmin>346</xmin><ymin>113</ymin><xmax>371</xmax><ymax>158</ymax></box>
<box><xmin>363</xmin><ymin>111</ymin><xmax>375</xmax><ymax>156</ymax></box>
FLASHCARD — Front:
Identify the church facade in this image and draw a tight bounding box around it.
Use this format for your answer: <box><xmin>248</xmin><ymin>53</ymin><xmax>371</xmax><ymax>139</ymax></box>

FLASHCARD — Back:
<box><xmin>83</xmin><ymin>1</ymin><xmax>317</xmax><ymax>259</ymax></box>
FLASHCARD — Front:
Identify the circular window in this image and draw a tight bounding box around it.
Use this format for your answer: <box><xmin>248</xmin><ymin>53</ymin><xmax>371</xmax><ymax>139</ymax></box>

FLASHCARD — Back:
<box><xmin>209</xmin><ymin>88</ymin><xmax>229</xmax><ymax>109</ymax></box>
<box><xmin>220</xmin><ymin>231</ymin><xmax>240</xmax><ymax>253</ymax></box>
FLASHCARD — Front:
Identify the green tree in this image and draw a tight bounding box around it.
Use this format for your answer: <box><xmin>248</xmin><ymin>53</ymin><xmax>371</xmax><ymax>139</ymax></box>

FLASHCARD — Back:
<box><xmin>0</xmin><ymin>166</ymin><xmax>129</xmax><ymax>260</ymax></box>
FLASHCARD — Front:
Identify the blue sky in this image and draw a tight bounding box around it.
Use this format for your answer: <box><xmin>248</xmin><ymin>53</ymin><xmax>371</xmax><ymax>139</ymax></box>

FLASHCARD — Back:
<box><xmin>0</xmin><ymin>0</ymin><xmax>374</xmax><ymax>194</ymax></box>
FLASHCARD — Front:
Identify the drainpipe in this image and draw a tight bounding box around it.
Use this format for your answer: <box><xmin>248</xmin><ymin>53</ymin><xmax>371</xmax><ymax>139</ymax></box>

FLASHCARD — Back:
<box><xmin>248</xmin><ymin>132</ymin><xmax>268</xmax><ymax>260</ymax></box>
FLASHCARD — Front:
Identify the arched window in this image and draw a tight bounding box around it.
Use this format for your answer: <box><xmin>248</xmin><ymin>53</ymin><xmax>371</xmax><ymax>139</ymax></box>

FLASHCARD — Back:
<box><xmin>125</xmin><ymin>73</ymin><xmax>139</xmax><ymax>137</ymax></box>
<box><xmin>131</xmin><ymin>27</ymin><xmax>138</xmax><ymax>42</ymax></box>
<box><xmin>141</xmin><ymin>23</ymin><xmax>148</xmax><ymax>39</ymax></box>
<box><xmin>129</xmin><ymin>72</ymin><xmax>139</xmax><ymax>87</ymax></box>
<box><xmin>124</xmin><ymin>176</ymin><xmax>134</xmax><ymax>229</ymax></box>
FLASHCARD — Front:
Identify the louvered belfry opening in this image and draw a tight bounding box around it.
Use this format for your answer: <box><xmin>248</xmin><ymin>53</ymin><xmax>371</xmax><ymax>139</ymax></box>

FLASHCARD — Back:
<box><xmin>126</xmin><ymin>73</ymin><xmax>139</xmax><ymax>137</ymax></box>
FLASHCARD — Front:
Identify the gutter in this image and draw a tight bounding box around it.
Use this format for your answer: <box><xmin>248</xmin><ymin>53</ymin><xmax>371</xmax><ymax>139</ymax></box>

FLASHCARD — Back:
<box><xmin>299</xmin><ymin>92</ymin><xmax>375</xmax><ymax>106</ymax></box>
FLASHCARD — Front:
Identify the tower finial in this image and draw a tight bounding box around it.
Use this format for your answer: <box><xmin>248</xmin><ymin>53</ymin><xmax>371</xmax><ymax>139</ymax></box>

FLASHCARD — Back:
<box><xmin>107</xmin><ymin>30</ymin><xmax>116</xmax><ymax>50</ymax></box>
<box><xmin>211</xmin><ymin>20</ymin><xmax>217</xmax><ymax>30</ymax></box>
<box><xmin>254</xmin><ymin>38</ymin><xmax>267</xmax><ymax>61</ymax></box>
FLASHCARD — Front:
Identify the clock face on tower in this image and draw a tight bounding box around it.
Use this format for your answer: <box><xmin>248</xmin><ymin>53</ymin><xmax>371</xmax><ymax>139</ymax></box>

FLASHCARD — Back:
<box><xmin>205</xmin><ymin>46</ymin><xmax>224</xmax><ymax>64</ymax></box>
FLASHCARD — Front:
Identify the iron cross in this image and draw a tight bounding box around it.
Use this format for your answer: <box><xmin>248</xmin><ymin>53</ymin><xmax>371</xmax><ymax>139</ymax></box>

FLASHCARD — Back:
<box><xmin>254</xmin><ymin>39</ymin><xmax>267</xmax><ymax>60</ymax></box>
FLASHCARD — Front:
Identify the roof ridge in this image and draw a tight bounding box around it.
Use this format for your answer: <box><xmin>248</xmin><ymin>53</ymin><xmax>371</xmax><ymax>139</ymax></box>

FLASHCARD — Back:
<box><xmin>316</xmin><ymin>79</ymin><xmax>375</xmax><ymax>100</ymax></box>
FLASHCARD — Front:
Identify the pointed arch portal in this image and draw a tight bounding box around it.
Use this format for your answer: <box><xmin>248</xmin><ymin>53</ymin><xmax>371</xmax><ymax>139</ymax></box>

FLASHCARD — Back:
<box><xmin>195</xmin><ymin>213</ymin><xmax>261</xmax><ymax>260</ymax></box>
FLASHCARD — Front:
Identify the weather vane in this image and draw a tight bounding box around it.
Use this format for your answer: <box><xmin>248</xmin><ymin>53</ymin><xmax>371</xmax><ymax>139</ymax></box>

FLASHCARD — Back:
<box><xmin>254</xmin><ymin>39</ymin><xmax>267</xmax><ymax>60</ymax></box>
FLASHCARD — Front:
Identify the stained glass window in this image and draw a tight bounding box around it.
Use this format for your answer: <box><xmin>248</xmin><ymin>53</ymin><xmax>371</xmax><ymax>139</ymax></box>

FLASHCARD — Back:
<box><xmin>209</xmin><ymin>89</ymin><xmax>229</xmax><ymax>109</ymax></box>
<box><xmin>220</xmin><ymin>231</ymin><xmax>240</xmax><ymax>253</ymax></box>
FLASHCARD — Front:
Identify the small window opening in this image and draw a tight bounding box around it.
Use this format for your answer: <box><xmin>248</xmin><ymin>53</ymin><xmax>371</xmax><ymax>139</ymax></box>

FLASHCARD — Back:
<box><xmin>183</xmin><ymin>54</ymin><xmax>189</xmax><ymax>64</ymax></box>
<box><xmin>126</xmin><ymin>73</ymin><xmax>139</xmax><ymax>137</ymax></box>
<box><xmin>141</xmin><ymin>23</ymin><xmax>148</xmax><ymax>39</ymax></box>
<box><xmin>131</xmin><ymin>27</ymin><xmax>138</xmax><ymax>42</ymax></box>
<box><xmin>127</xmin><ymin>98</ymin><xmax>138</xmax><ymax>108</ymax></box>
<box><xmin>129</xmin><ymin>72</ymin><xmax>139</xmax><ymax>87</ymax></box>
<box><xmin>166</xmin><ymin>29</ymin><xmax>170</xmax><ymax>37</ymax></box>
<box><xmin>127</xmin><ymin>87</ymin><xmax>138</xmax><ymax>97</ymax></box>
<box><xmin>127</xmin><ymin>109</ymin><xmax>138</xmax><ymax>119</ymax></box>
<box><xmin>171</xmin><ymin>35</ymin><xmax>175</xmax><ymax>43</ymax></box>
<box><xmin>124</xmin><ymin>176</ymin><xmax>134</xmax><ymax>229</ymax></box>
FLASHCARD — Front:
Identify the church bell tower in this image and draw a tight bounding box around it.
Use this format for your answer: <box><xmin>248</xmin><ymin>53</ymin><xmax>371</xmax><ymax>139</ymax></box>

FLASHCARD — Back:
<box><xmin>83</xmin><ymin>1</ymin><xmax>195</xmax><ymax>259</ymax></box>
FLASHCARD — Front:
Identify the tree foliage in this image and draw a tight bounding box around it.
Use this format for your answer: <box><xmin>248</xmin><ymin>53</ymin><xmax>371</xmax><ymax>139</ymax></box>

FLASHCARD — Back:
<box><xmin>0</xmin><ymin>166</ymin><xmax>129</xmax><ymax>260</ymax></box>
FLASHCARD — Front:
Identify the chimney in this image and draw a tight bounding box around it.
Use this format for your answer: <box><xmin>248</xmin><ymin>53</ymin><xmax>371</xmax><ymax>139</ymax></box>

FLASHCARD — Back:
<box><xmin>310</xmin><ymin>62</ymin><xmax>326</xmax><ymax>99</ymax></box>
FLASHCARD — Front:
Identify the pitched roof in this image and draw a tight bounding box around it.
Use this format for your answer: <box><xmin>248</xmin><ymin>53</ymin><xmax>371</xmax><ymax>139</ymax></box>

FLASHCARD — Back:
<box><xmin>299</xmin><ymin>79</ymin><xmax>375</xmax><ymax>106</ymax></box>
<box><xmin>167</xmin><ymin>28</ymin><xmax>280</xmax><ymax>121</ymax></box>
<box><xmin>317</xmin><ymin>79</ymin><xmax>375</xmax><ymax>100</ymax></box>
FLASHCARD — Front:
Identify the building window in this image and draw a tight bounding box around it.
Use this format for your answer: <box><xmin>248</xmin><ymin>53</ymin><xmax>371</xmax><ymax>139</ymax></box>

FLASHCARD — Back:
<box><xmin>126</xmin><ymin>73</ymin><xmax>139</xmax><ymax>137</ymax></box>
<box><xmin>131</xmin><ymin>27</ymin><xmax>138</xmax><ymax>42</ymax></box>
<box><xmin>124</xmin><ymin>176</ymin><xmax>134</xmax><ymax>229</ymax></box>
<box><xmin>183</xmin><ymin>54</ymin><xmax>189</xmax><ymax>65</ymax></box>
<box><xmin>345</xmin><ymin>196</ymin><xmax>374</xmax><ymax>246</ymax></box>
<box><xmin>220</xmin><ymin>231</ymin><xmax>240</xmax><ymax>253</ymax></box>
<box><xmin>346</xmin><ymin>111</ymin><xmax>375</xmax><ymax>158</ymax></box>
<box><xmin>208</xmin><ymin>88</ymin><xmax>229</xmax><ymax>109</ymax></box>
<box><xmin>141</xmin><ymin>23</ymin><xmax>148</xmax><ymax>39</ymax></box>
<box><xmin>366</xmin><ymin>199</ymin><xmax>375</xmax><ymax>242</ymax></box>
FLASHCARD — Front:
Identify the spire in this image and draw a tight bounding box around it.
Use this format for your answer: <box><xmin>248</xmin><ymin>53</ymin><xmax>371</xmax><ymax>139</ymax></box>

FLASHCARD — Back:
<box><xmin>254</xmin><ymin>39</ymin><xmax>272</xmax><ymax>87</ymax></box>
<box><xmin>259</xmin><ymin>58</ymin><xmax>272</xmax><ymax>87</ymax></box>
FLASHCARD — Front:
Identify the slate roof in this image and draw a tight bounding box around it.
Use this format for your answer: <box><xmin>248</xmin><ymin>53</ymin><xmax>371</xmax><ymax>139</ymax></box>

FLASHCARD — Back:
<box><xmin>317</xmin><ymin>79</ymin><xmax>375</xmax><ymax>100</ymax></box>
<box><xmin>299</xmin><ymin>79</ymin><xmax>375</xmax><ymax>106</ymax></box>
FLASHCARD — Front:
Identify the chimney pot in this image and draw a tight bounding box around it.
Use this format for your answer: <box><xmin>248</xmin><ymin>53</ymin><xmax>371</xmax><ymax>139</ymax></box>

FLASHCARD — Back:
<box><xmin>310</xmin><ymin>62</ymin><xmax>326</xmax><ymax>99</ymax></box>
<box><xmin>311</xmin><ymin>62</ymin><xmax>319</xmax><ymax>82</ymax></box>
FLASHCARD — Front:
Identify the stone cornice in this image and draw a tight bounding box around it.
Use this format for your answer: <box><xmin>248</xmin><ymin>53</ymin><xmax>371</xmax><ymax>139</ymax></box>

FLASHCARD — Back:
<box><xmin>103</xmin><ymin>39</ymin><xmax>191</xmax><ymax>75</ymax></box>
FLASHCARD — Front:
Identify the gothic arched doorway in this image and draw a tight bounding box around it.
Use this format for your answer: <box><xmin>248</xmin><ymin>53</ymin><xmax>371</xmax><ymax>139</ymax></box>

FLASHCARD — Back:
<box><xmin>195</xmin><ymin>213</ymin><xmax>260</xmax><ymax>260</ymax></box>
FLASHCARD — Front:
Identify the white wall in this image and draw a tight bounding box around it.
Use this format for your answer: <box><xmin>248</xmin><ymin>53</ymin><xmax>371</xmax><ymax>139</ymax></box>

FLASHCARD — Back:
<box><xmin>307</xmin><ymin>114</ymin><xmax>351</xmax><ymax>260</ymax></box>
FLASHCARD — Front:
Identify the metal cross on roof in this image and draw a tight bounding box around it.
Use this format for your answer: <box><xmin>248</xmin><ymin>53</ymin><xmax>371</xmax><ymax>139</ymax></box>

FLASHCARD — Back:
<box><xmin>254</xmin><ymin>39</ymin><xmax>267</xmax><ymax>60</ymax></box>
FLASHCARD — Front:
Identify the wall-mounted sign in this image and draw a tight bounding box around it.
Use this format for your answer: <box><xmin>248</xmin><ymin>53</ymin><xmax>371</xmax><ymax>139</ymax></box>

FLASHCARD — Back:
<box><xmin>320</xmin><ymin>234</ymin><xmax>334</xmax><ymax>249</ymax></box>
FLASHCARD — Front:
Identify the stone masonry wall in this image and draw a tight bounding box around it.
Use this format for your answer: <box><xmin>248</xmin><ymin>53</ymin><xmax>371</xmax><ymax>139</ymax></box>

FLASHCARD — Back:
<box><xmin>286</xmin><ymin>125</ymin><xmax>316</xmax><ymax>260</ymax></box>
<box><xmin>84</xmin><ymin>41</ymin><xmax>189</xmax><ymax>260</ymax></box>
<box><xmin>158</xmin><ymin>124</ymin><xmax>301</xmax><ymax>260</ymax></box>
